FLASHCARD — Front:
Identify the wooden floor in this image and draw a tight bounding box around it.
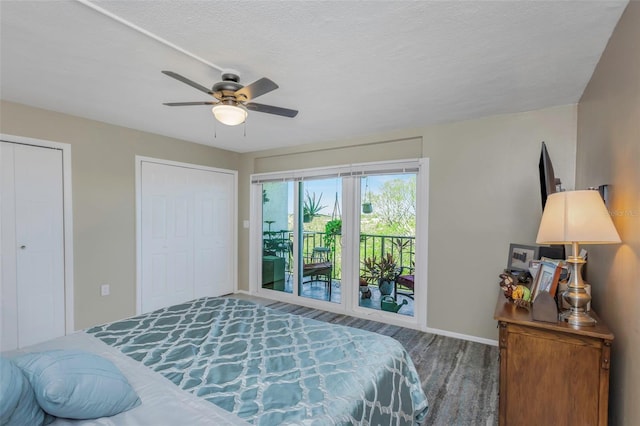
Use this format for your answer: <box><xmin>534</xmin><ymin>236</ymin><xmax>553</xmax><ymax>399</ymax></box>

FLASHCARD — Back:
<box><xmin>228</xmin><ymin>293</ymin><xmax>499</xmax><ymax>425</ymax></box>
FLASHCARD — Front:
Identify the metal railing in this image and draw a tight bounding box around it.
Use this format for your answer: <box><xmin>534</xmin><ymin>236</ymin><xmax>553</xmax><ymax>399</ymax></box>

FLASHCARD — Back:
<box><xmin>264</xmin><ymin>231</ymin><xmax>415</xmax><ymax>281</ymax></box>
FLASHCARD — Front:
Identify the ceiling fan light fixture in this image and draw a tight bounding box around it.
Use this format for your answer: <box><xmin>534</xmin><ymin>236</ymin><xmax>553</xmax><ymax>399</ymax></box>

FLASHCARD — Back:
<box><xmin>212</xmin><ymin>104</ymin><xmax>247</xmax><ymax>126</ymax></box>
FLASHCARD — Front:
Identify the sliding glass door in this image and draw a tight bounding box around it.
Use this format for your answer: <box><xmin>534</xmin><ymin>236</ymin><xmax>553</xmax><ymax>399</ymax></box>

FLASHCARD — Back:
<box><xmin>261</xmin><ymin>181</ymin><xmax>293</xmax><ymax>294</ymax></box>
<box><xmin>254</xmin><ymin>159</ymin><xmax>426</xmax><ymax>324</ymax></box>
<box><xmin>298</xmin><ymin>178</ymin><xmax>341</xmax><ymax>304</ymax></box>
<box><xmin>358</xmin><ymin>174</ymin><xmax>416</xmax><ymax>317</ymax></box>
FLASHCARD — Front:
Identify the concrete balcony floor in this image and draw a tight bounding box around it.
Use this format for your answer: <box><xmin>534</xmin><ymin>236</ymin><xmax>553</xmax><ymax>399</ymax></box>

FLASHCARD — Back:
<box><xmin>268</xmin><ymin>274</ymin><xmax>414</xmax><ymax>317</ymax></box>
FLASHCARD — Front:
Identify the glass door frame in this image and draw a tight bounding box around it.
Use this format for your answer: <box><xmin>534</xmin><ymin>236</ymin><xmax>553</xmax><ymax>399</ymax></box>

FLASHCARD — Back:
<box><xmin>249</xmin><ymin>159</ymin><xmax>429</xmax><ymax>331</ymax></box>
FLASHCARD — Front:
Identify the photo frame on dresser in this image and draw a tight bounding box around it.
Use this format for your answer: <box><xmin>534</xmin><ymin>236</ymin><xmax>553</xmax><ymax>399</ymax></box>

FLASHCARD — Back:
<box><xmin>531</xmin><ymin>261</ymin><xmax>561</xmax><ymax>302</ymax></box>
<box><xmin>507</xmin><ymin>244</ymin><xmax>539</xmax><ymax>272</ymax></box>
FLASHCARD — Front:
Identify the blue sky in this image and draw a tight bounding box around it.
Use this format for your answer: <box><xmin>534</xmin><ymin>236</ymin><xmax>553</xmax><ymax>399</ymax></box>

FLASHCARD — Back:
<box><xmin>291</xmin><ymin>175</ymin><xmax>412</xmax><ymax>215</ymax></box>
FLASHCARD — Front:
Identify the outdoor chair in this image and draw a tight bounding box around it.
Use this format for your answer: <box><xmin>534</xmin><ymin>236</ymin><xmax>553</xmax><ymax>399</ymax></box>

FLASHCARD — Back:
<box><xmin>395</xmin><ymin>266</ymin><xmax>415</xmax><ymax>299</ymax></box>
<box><xmin>302</xmin><ymin>247</ymin><xmax>333</xmax><ymax>299</ymax></box>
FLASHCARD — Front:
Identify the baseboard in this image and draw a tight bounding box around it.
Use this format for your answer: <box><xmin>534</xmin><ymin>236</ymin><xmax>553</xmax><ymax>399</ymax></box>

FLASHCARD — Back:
<box><xmin>234</xmin><ymin>289</ymin><xmax>250</xmax><ymax>295</ymax></box>
<box><xmin>425</xmin><ymin>327</ymin><xmax>498</xmax><ymax>347</ymax></box>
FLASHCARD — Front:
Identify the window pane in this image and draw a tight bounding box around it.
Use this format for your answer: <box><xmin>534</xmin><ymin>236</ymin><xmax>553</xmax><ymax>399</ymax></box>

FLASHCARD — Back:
<box><xmin>299</xmin><ymin>179</ymin><xmax>341</xmax><ymax>304</ymax></box>
<box><xmin>261</xmin><ymin>182</ymin><xmax>292</xmax><ymax>294</ymax></box>
<box><xmin>359</xmin><ymin>174</ymin><xmax>415</xmax><ymax>317</ymax></box>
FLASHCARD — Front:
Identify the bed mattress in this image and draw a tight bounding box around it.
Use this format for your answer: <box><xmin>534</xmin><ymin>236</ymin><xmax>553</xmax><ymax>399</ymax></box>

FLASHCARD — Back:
<box><xmin>4</xmin><ymin>331</ymin><xmax>249</xmax><ymax>425</ymax></box>
<box><xmin>87</xmin><ymin>297</ymin><xmax>428</xmax><ymax>425</ymax></box>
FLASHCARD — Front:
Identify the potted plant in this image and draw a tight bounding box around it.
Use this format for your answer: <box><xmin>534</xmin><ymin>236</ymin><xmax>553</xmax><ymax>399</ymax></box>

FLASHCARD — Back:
<box><xmin>303</xmin><ymin>191</ymin><xmax>325</xmax><ymax>223</ymax></box>
<box><xmin>361</xmin><ymin>253</ymin><xmax>398</xmax><ymax>296</ymax></box>
<box><xmin>362</xmin><ymin>177</ymin><xmax>373</xmax><ymax>214</ymax></box>
<box><xmin>323</xmin><ymin>218</ymin><xmax>342</xmax><ymax>251</ymax></box>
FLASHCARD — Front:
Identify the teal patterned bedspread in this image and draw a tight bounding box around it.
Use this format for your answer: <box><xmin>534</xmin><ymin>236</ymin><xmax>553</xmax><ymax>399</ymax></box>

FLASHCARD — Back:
<box><xmin>87</xmin><ymin>298</ymin><xmax>428</xmax><ymax>425</ymax></box>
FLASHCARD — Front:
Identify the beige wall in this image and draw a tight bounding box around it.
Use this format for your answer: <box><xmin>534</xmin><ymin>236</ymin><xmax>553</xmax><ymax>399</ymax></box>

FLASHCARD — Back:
<box><xmin>1</xmin><ymin>99</ymin><xmax>579</xmax><ymax>343</ymax></box>
<box><xmin>0</xmin><ymin>100</ymin><xmax>240</xmax><ymax>329</ymax></box>
<box><xmin>576</xmin><ymin>2</ymin><xmax>639</xmax><ymax>425</ymax></box>
<box><xmin>239</xmin><ymin>104</ymin><xmax>578</xmax><ymax>340</ymax></box>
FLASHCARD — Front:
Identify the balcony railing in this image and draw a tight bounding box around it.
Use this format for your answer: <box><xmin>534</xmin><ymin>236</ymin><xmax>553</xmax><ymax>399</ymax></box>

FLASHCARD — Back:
<box><xmin>264</xmin><ymin>231</ymin><xmax>415</xmax><ymax>281</ymax></box>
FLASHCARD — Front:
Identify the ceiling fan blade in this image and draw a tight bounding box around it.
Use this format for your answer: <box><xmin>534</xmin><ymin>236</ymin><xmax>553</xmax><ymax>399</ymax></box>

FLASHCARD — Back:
<box><xmin>246</xmin><ymin>102</ymin><xmax>298</xmax><ymax>118</ymax></box>
<box><xmin>234</xmin><ymin>78</ymin><xmax>278</xmax><ymax>101</ymax></box>
<box><xmin>162</xmin><ymin>71</ymin><xmax>214</xmax><ymax>95</ymax></box>
<box><xmin>163</xmin><ymin>101</ymin><xmax>217</xmax><ymax>106</ymax></box>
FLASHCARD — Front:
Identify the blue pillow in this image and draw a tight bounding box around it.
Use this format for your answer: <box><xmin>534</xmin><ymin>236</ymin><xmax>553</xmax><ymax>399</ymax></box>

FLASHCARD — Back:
<box><xmin>0</xmin><ymin>356</ymin><xmax>47</xmax><ymax>426</ymax></box>
<box><xmin>14</xmin><ymin>350</ymin><xmax>141</xmax><ymax>419</ymax></box>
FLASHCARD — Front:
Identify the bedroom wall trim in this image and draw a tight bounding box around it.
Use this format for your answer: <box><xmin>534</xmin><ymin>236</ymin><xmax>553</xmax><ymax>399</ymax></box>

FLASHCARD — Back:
<box><xmin>426</xmin><ymin>326</ymin><xmax>498</xmax><ymax>347</ymax></box>
<box><xmin>0</xmin><ymin>133</ymin><xmax>75</xmax><ymax>334</ymax></box>
<box><xmin>134</xmin><ymin>156</ymin><xmax>238</xmax><ymax>314</ymax></box>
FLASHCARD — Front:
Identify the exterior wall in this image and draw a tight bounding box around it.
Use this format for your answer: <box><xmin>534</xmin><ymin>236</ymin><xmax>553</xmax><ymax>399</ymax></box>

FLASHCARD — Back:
<box><xmin>239</xmin><ymin>104</ymin><xmax>577</xmax><ymax>340</ymax></box>
<box><xmin>0</xmin><ymin>100</ymin><xmax>240</xmax><ymax>329</ymax></box>
<box><xmin>576</xmin><ymin>3</ymin><xmax>639</xmax><ymax>425</ymax></box>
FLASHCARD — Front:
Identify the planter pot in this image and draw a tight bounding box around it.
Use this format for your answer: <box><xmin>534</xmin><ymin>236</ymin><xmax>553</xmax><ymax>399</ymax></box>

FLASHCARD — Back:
<box><xmin>303</xmin><ymin>214</ymin><xmax>312</xmax><ymax>223</ymax></box>
<box><xmin>378</xmin><ymin>279</ymin><xmax>394</xmax><ymax>296</ymax></box>
<box><xmin>362</xmin><ymin>202</ymin><xmax>373</xmax><ymax>214</ymax></box>
<box><xmin>359</xmin><ymin>285</ymin><xmax>372</xmax><ymax>299</ymax></box>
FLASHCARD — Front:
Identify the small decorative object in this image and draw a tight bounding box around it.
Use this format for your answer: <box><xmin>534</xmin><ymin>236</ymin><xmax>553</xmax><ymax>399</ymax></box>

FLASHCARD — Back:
<box><xmin>532</xmin><ymin>291</ymin><xmax>558</xmax><ymax>323</ymax></box>
<box><xmin>499</xmin><ymin>273</ymin><xmax>531</xmax><ymax>309</ymax></box>
<box><xmin>359</xmin><ymin>276</ymin><xmax>371</xmax><ymax>299</ymax></box>
<box><xmin>499</xmin><ymin>273</ymin><xmax>516</xmax><ymax>297</ymax></box>
<box><xmin>360</xmin><ymin>286</ymin><xmax>372</xmax><ymax>299</ymax></box>
<box><xmin>507</xmin><ymin>244</ymin><xmax>539</xmax><ymax>272</ymax></box>
<box><xmin>380</xmin><ymin>295</ymin><xmax>407</xmax><ymax>313</ymax></box>
<box><xmin>516</xmin><ymin>271</ymin><xmax>531</xmax><ymax>284</ymax></box>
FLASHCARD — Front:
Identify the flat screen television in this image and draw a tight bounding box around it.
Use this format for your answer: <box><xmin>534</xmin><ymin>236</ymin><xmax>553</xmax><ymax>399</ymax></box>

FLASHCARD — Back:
<box><xmin>539</xmin><ymin>141</ymin><xmax>559</xmax><ymax>210</ymax></box>
<box><xmin>538</xmin><ymin>141</ymin><xmax>565</xmax><ymax>260</ymax></box>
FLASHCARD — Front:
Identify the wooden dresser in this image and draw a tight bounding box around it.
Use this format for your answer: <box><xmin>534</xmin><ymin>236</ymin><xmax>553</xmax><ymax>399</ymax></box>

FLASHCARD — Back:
<box><xmin>494</xmin><ymin>292</ymin><xmax>614</xmax><ymax>426</ymax></box>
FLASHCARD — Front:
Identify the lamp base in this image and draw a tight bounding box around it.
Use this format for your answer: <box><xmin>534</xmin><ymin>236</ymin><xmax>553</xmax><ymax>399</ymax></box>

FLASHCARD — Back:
<box><xmin>560</xmin><ymin>254</ymin><xmax>597</xmax><ymax>327</ymax></box>
<box><xmin>560</xmin><ymin>308</ymin><xmax>597</xmax><ymax>326</ymax></box>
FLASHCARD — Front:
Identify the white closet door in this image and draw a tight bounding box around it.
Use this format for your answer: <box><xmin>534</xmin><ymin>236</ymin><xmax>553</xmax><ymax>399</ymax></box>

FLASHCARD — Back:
<box><xmin>141</xmin><ymin>161</ymin><xmax>234</xmax><ymax>314</ymax></box>
<box><xmin>1</xmin><ymin>142</ymin><xmax>65</xmax><ymax>350</ymax></box>
<box><xmin>193</xmin><ymin>170</ymin><xmax>234</xmax><ymax>300</ymax></box>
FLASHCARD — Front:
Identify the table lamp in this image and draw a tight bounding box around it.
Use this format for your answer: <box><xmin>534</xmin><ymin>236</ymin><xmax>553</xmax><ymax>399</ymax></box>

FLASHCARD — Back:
<box><xmin>536</xmin><ymin>190</ymin><xmax>621</xmax><ymax>326</ymax></box>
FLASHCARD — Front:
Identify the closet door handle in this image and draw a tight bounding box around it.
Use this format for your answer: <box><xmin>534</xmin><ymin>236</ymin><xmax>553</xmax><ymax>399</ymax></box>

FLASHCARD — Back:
<box><xmin>19</xmin><ymin>245</ymin><xmax>26</xmax><ymax>249</ymax></box>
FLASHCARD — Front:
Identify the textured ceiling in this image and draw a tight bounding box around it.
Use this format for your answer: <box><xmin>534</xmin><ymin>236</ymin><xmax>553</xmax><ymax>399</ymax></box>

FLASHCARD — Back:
<box><xmin>0</xmin><ymin>1</ymin><xmax>628</xmax><ymax>153</ymax></box>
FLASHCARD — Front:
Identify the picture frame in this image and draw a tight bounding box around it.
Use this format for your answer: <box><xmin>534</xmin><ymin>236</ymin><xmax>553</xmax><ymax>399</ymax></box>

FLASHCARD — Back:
<box><xmin>507</xmin><ymin>244</ymin><xmax>539</xmax><ymax>272</ymax></box>
<box><xmin>531</xmin><ymin>261</ymin><xmax>561</xmax><ymax>302</ymax></box>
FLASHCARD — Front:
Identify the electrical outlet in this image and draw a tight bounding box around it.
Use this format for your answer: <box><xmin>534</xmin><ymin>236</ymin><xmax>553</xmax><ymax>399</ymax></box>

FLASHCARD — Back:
<box><xmin>100</xmin><ymin>284</ymin><xmax>110</xmax><ymax>296</ymax></box>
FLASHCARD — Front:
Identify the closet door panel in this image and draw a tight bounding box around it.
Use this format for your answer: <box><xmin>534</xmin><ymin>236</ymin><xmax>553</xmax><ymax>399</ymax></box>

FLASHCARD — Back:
<box><xmin>1</xmin><ymin>142</ymin><xmax>65</xmax><ymax>350</ymax></box>
<box><xmin>14</xmin><ymin>144</ymin><xmax>65</xmax><ymax>348</ymax></box>
<box><xmin>141</xmin><ymin>161</ymin><xmax>234</xmax><ymax>314</ymax></box>
<box><xmin>1</xmin><ymin>143</ymin><xmax>19</xmax><ymax>350</ymax></box>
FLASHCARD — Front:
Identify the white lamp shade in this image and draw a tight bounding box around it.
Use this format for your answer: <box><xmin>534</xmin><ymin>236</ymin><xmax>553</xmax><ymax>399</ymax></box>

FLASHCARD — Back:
<box><xmin>212</xmin><ymin>104</ymin><xmax>247</xmax><ymax>126</ymax></box>
<box><xmin>536</xmin><ymin>190</ymin><xmax>621</xmax><ymax>244</ymax></box>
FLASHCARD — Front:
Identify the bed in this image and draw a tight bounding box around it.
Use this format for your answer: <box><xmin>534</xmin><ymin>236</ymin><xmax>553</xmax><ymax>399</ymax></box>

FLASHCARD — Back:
<box><xmin>5</xmin><ymin>297</ymin><xmax>428</xmax><ymax>425</ymax></box>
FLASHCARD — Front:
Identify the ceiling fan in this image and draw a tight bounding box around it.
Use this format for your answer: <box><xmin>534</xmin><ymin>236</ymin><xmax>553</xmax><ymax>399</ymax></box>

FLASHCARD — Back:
<box><xmin>161</xmin><ymin>70</ymin><xmax>298</xmax><ymax>126</ymax></box>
